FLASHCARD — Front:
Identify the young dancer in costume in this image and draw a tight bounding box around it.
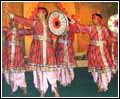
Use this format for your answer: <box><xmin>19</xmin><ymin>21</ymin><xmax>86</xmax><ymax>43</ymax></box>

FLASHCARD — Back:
<box><xmin>5</xmin><ymin>7</ymin><xmax>60</xmax><ymax>97</ymax></box>
<box><xmin>2</xmin><ymin>20</ymin><xmax>27</xmax><ymax>95</ymax></box>
<box><xmin>75</xmin><ymin>13</ymin><xmax>117</xmax><ymax>92</ymax></box>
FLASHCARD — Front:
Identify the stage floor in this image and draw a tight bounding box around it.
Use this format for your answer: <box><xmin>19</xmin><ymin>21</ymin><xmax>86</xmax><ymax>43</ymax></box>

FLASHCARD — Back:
<box><xmin>2</xmin><ymin>67</ymin><xmax>118</xmax><ymax>97</ymax></box>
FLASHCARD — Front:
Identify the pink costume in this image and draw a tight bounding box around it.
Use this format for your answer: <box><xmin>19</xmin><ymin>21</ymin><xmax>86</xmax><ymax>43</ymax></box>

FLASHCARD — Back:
<box><xmin>76</xmin><ymin>23</ymin><xmax>116</xmax><ymax>91</ymax></box>
<box><xmin>12</xmin><ymin>15</ymin><xmax>58</xmax><ymax>93</ymax></box>
<box><xmin>2</xmin><ymin>27</ymin><xmax>27</xmax><ymax>93</ymax></box>
<box><xmin>56</xmin><ymin>23</ymin><xmax>80</xmax><ymax>86</ymax></box>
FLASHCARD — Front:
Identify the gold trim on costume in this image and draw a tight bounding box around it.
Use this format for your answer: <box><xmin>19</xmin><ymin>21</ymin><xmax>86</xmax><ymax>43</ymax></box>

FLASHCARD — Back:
<box><xmin>42</xmin><ymin>20</ymin><xmax>47</xmax><ymax>66</ymax></box>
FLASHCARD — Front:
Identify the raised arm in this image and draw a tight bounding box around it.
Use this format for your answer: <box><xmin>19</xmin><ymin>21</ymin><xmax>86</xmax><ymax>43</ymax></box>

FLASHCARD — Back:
<box><xmin>69</xmin><ymin>22</ymin><xmax>91</xmax><ymax>35</ymax></box>
<box><xmin>3</xmin><ymin>5</ymin><xmax>33</xmax><ymax>27</ymax></box>
<box><xmin>76</xmin><ymin>23</ymin><xmax>91</xmax><ymax>34</ymax></box>
<box><xmin>9</xmin><ymin>13</ymin><xmax>33</xmax><ymax>27</ymax></box>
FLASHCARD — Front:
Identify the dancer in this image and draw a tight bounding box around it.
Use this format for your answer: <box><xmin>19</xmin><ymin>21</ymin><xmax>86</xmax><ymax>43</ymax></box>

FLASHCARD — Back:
<box><xmin>75</xmin><ymin>13</ymin><xmax>117</xmax><ymax>92</ymax></box>
<box><xmin>56</xmin><ymin>18</ymin><xmax>80</xmax><ymax>87</ymax></box>
<box><xmin>2</xmin><ymin>19</ymin><xmax>27</xmax><ymax>95</ymax></box>
<box><xmin>5</xmin><ymin>7</ymin><xmax>60</xmax><ymax>97</ymax></box>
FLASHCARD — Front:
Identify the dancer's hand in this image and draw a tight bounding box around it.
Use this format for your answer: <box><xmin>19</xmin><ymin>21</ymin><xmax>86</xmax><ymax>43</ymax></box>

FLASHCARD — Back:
<box><xmin>71</xmin><ymin>15</ymin><xmax>81</xmax><ymax>24</ymax></box>
<box><xmin>3</xmin><ymin>4</ymin><xmax>14</xmax><ymax>19</ymax></box>
<box><xmin>67</xmin><ymin>15</ymin><xmax>75</xmax><ymax>24</ymax></box>
<box><xmin>70</xmin><ymin>18</ymin><xmax>75</xmax><ymax>24</ymax></box>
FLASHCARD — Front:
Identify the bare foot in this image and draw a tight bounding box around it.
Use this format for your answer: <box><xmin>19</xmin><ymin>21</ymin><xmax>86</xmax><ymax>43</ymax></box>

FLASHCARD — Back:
<box><xmin>22</xmin><ymin>87</ymin><xmax>28</xmax><ymax>96</ymax></box>
<box><xmin>40</xmin><ymin>91</ymin><xmax>45</xmax><ymax>97</ymax></box>
<box><xmin>53</xmin><ymin>88</ymin><xmax>60</xmax><ymax>97</ymax></box>
<box><xmin>54</xmin><ymin>92</ymin><xmax>60</xmax><ymax>97</ymax></box>
<box><xmin>97</xmin><ymin>88</ymin><xmax>104</xmax><ymax>93</ymax></box>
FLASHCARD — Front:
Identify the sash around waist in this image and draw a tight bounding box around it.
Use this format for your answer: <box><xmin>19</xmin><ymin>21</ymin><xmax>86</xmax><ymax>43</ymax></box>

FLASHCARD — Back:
<box><xmin>90</xmin><ymin>40</ymin><xmax>107</xmax><ymax>46</ymax></box>
<box><xmin>6</xmin><ymin>40</ymin><xmax>20</xmax><ymax>46</ymax></box>
<box><xmin>33</xmin><ymin>35</ymin><xmax>52</xmax><ymax>42</ymax></box>
<box><xmin>58</xmin><ymin>39</ymin><xmax>71</xmax><ymax>44</ymax></box>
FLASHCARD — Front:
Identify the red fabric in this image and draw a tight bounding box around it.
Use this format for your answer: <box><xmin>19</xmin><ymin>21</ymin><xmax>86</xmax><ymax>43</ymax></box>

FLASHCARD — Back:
<box><xmin>107</xmin><ymin>31</ymin><xmax>118</xmax><ymax>60</ymax></box>
<box><xmin>29</xmin><ymin>39</ymin><xmax>56</xmax><ymax>65</ymax></box>
<box><xmin>56</xmin><ymin>36</ymin><xmax>75</xmax><ymax>66</ymax></box>
<box><xmin>78</xmin><ymin>24</ymin><xmax>116</xmax><ymax>70</ymax></box>
<box><xmin>14</xmin><ymin>16</ymin><xmax>56</xmax><ymax>66</ymax></box>
<box><xmin>56</xmin><ymin>23</ymin><xmax>80</xmax><ymax>66</ymax></box>
<box><xmin>2</xmin><ymin>27</ymin><xmax>25</xmax><ymax>70</ymax></box>
<box><xmin>114</xmin><ymin>42</ymin><xmax>118</xmax><ymax>58</ymax></box>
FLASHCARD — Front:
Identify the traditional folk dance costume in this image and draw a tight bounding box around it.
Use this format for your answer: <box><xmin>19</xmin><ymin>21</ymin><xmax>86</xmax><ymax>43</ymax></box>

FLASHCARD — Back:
<box><xmin>9</xmin><ymin>13</ymin><xmax>59</xmax><ymax>96</ymax></box>
<box><xmin>2</xmin><ymin>25</ymin><xmax>27</xmax><ymax>94</ymax></box>
<box><xmin>56</xmin><ymin>22</ymin><xmax>80</xmax><ymax>86</ymax></box>
<box><xmin>107</xmin><ymin>31</ymin><xmax>118</xmax><ymax>66</ymax></box>
<box><xmin>76</xmin><ymin>23</ymin><xmax>117</xmax><ymax>92</ymax></box>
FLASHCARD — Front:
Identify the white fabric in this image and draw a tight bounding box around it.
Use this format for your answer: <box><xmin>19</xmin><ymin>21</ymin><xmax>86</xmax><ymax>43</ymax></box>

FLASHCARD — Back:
<box><xmin>33</xmin><ymin>71</ymin><xmax>57</xmax><ymax>93</ymax></box>
<box><xmin>91</xmin><ymin>70</ymin><xmax>112</xmax><ymax>91</ymax></box>
<box><xmin>98</xmin><ymin>72</ymin><xmax>111</xmax><ymax>91</ymax></box>
<box><xmin>92</xmin><ymin>72</ymin><xmax>98</xmax><ymax>83</ymax></box>
<box><xmin>57</xmin><ymin>66</ymin><xmax>74</xmax><ymax>86</ymax></box>
<box><xmin>100</xmin><ymin>73</ymin><xmax>108</xmax><ymax>91</ymax></box>
<box><xmin>106</xmin><ymin>72</ymin><xmax>112</xmax><ymax>83</ymax></box>
<box><xmin>4</xmin><ymin>71</ymin><xmax>26</xmax><ymax>92</ymax></box>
